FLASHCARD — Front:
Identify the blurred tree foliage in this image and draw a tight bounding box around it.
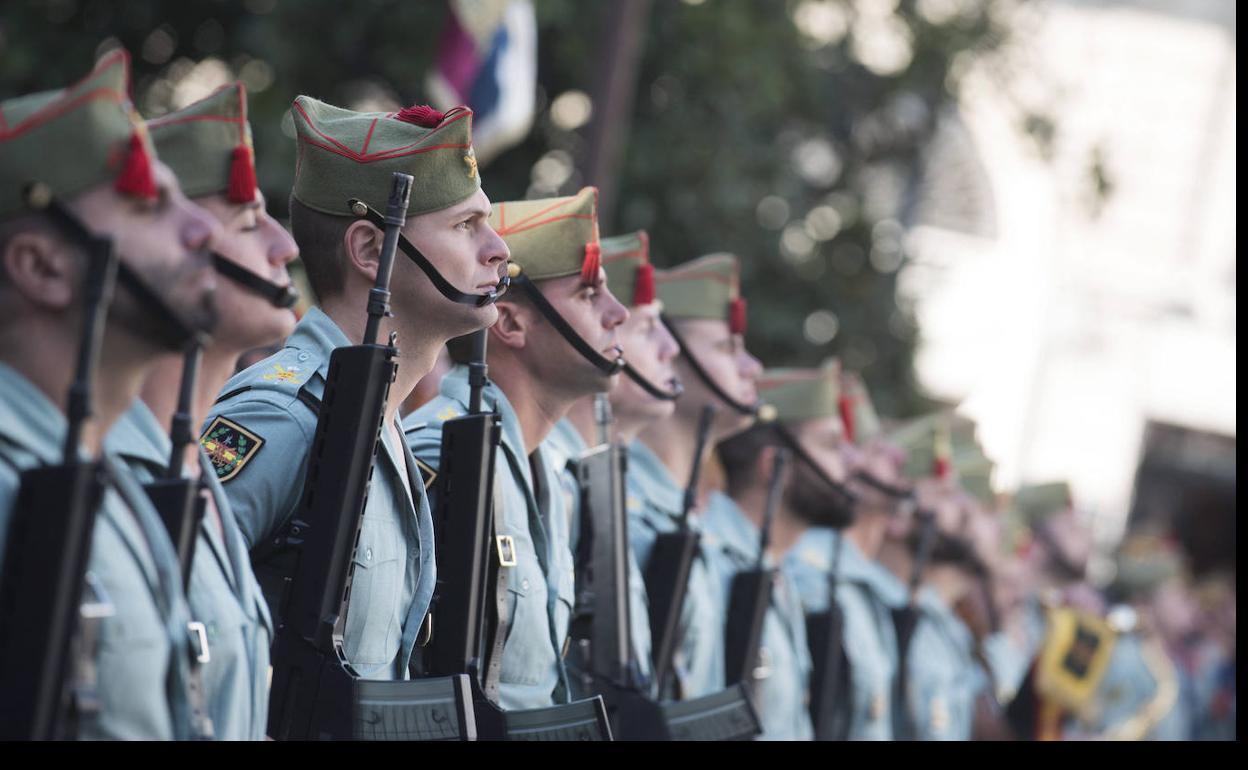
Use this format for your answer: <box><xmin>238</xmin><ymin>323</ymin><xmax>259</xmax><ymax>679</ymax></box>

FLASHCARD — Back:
<box><xmin>1</xmin><ymin>0</ymin><xmax>1023</xmax><ymax>417</ymax></box>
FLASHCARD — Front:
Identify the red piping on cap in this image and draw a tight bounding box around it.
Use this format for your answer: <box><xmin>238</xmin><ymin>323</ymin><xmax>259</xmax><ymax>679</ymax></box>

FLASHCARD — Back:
<box><xmin>227</xmin><ymin>144</ymin><xmax>258</xmax><ymax>203</ymax></box>
<box><xmin>115</xmin><ymin>130</ymin><xmax>157</xmax><ymax>200</ymax></box>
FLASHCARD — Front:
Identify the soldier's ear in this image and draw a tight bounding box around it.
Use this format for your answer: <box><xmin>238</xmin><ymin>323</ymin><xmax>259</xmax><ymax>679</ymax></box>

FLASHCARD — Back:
<box><xmin>1</xmin><ymin>227</ymin><xmax>79</xmax><ymax>312</ymax></box>
<box><xmin>488</xmin><ymin>299</ymin><xmax>529</xmax><ymax>350</ymax></box>
<box><xmin>341</xmin><ymin>218</ymin><xmax>382</xmax><ymax>285</ymax></box>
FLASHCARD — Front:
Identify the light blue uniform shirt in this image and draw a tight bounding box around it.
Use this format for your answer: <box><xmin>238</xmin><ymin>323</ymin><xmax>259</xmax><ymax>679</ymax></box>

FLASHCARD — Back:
<box><xmin>0</xmin><ymin>363</ymin><xmax>197</xmax><ymax>740</ymax></box>
<box><xmin>204</xmin><ymin>306</ymin><xmax>435</xmax><ymax>681</ymax></box>
<box><xmin>787</xmin><ymin>527</ymin><xmax>905</xmax><ymax>740</ymax></box>
<box><xmin>106</xmin><ymin>399</ymin><xmax>274</xmax><ymax>740</ymax></box>
<box><xmin>906</xmin><ymin>587</ymin><xmax>978</xmax><ymax>740</ymax></box>
<box><xmin>626</xmin><ymin>439</ymin><xmax>725</xmax><ymax>699</ymax></box>
<box><xmin>703</xmin><ymin>492</ymin><xmax>814</xmax><ymax>741</ymax></box>
<box><xmin>404</xmin><ymin>366</ymin><xmax>575</xmax><ymax>710</ymax></box>
<box><xmin>544</xmin><ymin>418</ymin><xmax>655</xmax><ymax>698</ymax></box>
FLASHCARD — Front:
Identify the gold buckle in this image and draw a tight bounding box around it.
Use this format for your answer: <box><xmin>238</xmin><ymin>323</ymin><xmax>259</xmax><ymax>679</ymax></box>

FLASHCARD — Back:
<box><xmin>495</xmin><ymin>535</ymin><xmax>517</xmax><ymax>567</ymax></box>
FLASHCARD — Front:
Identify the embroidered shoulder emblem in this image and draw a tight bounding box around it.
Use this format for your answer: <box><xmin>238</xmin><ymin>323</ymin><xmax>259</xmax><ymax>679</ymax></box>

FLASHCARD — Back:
<box><xmin>200</xmin><ymin>417</ymin><xmax>265</xmax><ymax>482</ymax></box>
<box><xmin>800</xmin><ymin>547</ymin><xmax>829</xmax><ymax>571</ymax></box>
<box><xmin>261</xmin><ymin>363</ymin><xmax>307</xmax><ymax>385</ymax></box>
<box><xmin>436</xmin><ymin>405</ymin><xmax>459</xmax><ymax>422</ymax></box>
<box><xmin>415</xmin><ymin>458</ymin><xmax>438</xmax><ymax>491</ymax></box>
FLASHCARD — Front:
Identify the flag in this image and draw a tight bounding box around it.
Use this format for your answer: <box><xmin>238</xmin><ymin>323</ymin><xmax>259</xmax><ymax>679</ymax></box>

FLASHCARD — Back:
<box><xmin>427</xmin><ymin>0</ymin><xmax>538</xmax><ymax>166</ymax></box>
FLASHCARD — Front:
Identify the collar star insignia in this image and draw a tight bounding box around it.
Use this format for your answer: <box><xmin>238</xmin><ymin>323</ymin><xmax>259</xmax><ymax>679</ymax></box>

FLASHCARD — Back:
<box><xmin>261</xmin><ymin>363</ymin><xmax>307</xmax><ymax>385</ymax></box>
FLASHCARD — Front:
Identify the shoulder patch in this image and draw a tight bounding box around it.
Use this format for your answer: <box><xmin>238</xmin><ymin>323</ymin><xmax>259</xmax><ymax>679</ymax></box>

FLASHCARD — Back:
<box><xmin>200</xmin><ymin>416</ymin><xmax>265</xmax><ymax>483</ymax></box>
<box><xmin>415</xmin><ymin>458</ymin><xmax>438</xmax><ymax>491</ymax></box>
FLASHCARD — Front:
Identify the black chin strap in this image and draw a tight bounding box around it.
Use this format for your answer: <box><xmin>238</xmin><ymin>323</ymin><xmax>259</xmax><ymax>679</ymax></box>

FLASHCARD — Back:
<box><xmin>660</xmin><ymin>314</ymin><xmax>759</xmax><ymax>416</ymax></box>
<box><xmin>622</xmin><ymin>362</ymin><xmax>682</xmax><ymax>401</ymax></box>
<box><xmin>38</xmin><ymin>194</ymin><xmax>206</xmax><ymax>349</ymax></box>
<box><xmin>350</xmin><ymin>200</ymin><xmax>508</xmax><ymax>307</ymax></box>
<box><xmin>512</xmin><ymin>274</ymin><xmax>624</xmax><ymax>376</ymax></box>
<box><xmin>852</xmin><ymin>468</ymin><xmax>913</xmax><ymax>502</ymax></box>
<box><xmin>770</xmin><ymin>423</ymin><xmax>858</xmax><ymax>515</ymax></box>
<box><xmin>211</xmin><ymin>253</ymin><xmax>299</xmax><ymax>309</ymax></box>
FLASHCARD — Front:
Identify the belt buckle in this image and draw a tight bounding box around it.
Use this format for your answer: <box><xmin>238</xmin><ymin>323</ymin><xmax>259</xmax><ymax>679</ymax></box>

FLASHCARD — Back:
<box><xmin>187</xmin><ymin>621</ymin><xmax>211</xmax><ymax>664</ymax></box>
<box><xmin>496</xmin><ymin>535</ymin><xmax>517</xmax><ymax>567</ymax></box>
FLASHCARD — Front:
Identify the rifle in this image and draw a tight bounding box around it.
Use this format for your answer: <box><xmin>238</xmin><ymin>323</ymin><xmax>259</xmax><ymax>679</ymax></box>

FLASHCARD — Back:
<box><xmin>806</xmin><ymin>531</ymin><xmax>849</xmax><ymax>740</ymax></box>
<box><xmin>644</xmin><ymin>404</ymin><xmax>715</xmax><ymax>697</ymax></box>
<box><xmin>723</xmin><ymin>448</ymin><xmax>790</xmax><ymax>687</ymax></box>
<box><xmin>572</xmin><ymin>397</ymin><xmax>761</xmax><ymax>741</ymax></box>
<box><xmin>266</xmin><ymin>173</ymin><xmax>475</xmax><ymax>741</ymax></box>
<box><xmin>890</xmin><ymin>503</ymin><xmax>937</xmax><ymax>739</ymax></box>
<box><xmin>423</xmin><ymin>334</ymin><xmax>612</xmax><ymax>740</ymax></box>
<box><xmin>0</xmin><ymin>186</ymin><xmax>117</xmax><ymax>740</ymax></box>
<box><xmin>144</xmin><ymin>345</ymin><xmax>208</xmax><ymax>589</ymax></box>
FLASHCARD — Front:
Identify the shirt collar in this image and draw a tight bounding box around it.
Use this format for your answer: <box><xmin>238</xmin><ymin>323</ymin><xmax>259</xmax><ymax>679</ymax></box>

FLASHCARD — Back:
<box><xmin>0</xmin><ymin>361</ymin><xmax>71</xmax><ymax>465</ymax></box>
<box><xmin>626</xmin><ymin>438</ymin><xmax>684</xmax><ymax>517</ymax></box>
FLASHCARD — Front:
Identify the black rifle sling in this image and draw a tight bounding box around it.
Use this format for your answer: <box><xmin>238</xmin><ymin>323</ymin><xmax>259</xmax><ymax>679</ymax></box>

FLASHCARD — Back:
<box><xmin>211</xmin><ymin>252</ymin><xmax>299</xmax><ymax>309</ymax></box>
<box><xmin>513</xmin><ymin>276</ymin><xmax>624</xmax><ymax>376</ymax></box>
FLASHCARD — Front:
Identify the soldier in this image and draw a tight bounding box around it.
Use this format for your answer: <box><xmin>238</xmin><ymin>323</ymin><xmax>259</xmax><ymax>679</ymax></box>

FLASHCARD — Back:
<box><xmin>204</xmin><ymin>96</ymin><xmax>509</xmax><ymax>681</ymax></box>
<box><xmin>902</xmin><ymin>424</ymin><xmax>998</xmax><ymax>741</ymax></box>
<box><xmin>103</xmin><ymin>82</ymin><xmax>298</xmax><ymax>739</ymax></box>
<box><xmin>546</xmin><ymin>230</ymin><xmax>681</xmax><ymax>698</ymax></box>
<box><xmin>405</xmin><ymin>187</ymin><xmax>629</xmax><ymax>710</ymax></box>
<box><xmin>631</xmin><ymin>253</ymin><xmax>763</xmax><ymax>700</ymax></box>
<box><xmin>787</xmin><ymin>375</ymin><xmax>911</xmax><ymax>740</ymax></box>
<box><xmin>713</xmin><ymin>364</ymin><xmax>863</xmax><ymax>740</ymax></box>
<box><xmin>0</xmin><ymin>49</ymin><xmax>222</xmax><ymax>738</ymax></box>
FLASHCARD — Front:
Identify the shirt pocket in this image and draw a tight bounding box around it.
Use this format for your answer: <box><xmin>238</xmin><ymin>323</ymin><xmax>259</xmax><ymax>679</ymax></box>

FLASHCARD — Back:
<box><xmin>341</xmin><ymin>521</ymin><xmax>403</xmax><ymax>671</ymax></box>
<box><xmin>500</xmin><ymin>568</ymin><xmax>553</xmax><ymax>687</ymax></box>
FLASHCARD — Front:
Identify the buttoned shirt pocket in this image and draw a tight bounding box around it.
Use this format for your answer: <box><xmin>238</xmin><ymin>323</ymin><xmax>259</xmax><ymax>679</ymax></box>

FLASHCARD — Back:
<box><xmin>342</xmin><ymin>521</ymin><xmax>403</xmax><ymax>674</ymax></box>
<box><xmin>500</xmin><ymin>568</ymin><xmax>556</xmax><ymax>687</ymax></box>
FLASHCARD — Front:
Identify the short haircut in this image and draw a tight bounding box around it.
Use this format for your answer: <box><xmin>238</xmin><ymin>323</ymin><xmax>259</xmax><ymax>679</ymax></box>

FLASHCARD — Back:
<box><xmin>288</xmin><ymin>196</ymin><xmax>351</xmax><ymax>302</ymax></box>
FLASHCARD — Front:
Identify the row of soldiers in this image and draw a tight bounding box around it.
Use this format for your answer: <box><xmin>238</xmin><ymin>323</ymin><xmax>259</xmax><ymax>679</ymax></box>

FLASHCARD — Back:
<box><xmin>0</xmin><ymin>50</ymin><xmax>1199</xmax><ymax>741</ymax></box>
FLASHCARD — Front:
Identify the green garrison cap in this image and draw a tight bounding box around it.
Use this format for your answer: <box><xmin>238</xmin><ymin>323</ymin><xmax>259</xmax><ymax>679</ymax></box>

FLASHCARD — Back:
<box><xmin>148</xmin><ymin>81</ymin><xmax>257</xmax><ymax>202</ymax></box>
<box><xmin>490</xmin><ymin>186</ymin><xmax>600</xmax><ymax>282</ymax></box>
<box><xmin>955</xmin><ymin>447</ymin><xmax>996</xmax><ymax>507</ymax></box>
<box><xmin>1114</xmin><ymin>532</ymin><xmax>1183</xmax><ymax>594</ymax></box>
<box><xmin>291</xmin><ymin>97</ymin><xmax>480</xmax><ymax>217</ymax></box>
<box><xmin>601</xmin><ymin>230</ymin><xmax>657</xmax><ymax>306</ymax></box>
<box><xmin>1</xmin><ymin>49</ymin><xmax>159</xmax><ymax>218</ymax></box>
<box><xmin>888</xmin><ymin>411</ymin><xmax>954</xmax><ymax>480</ymax></box>
<box><xmin>839</xmin><ymin>369</ymin><xmax>882</xmax><ymax>446</ymax></box>
<box><xmin>755</xmin><ymin>362</ymin><xmax>842</xmax><ymax>424</ymax></box>
<box><xmin>655</xmin><ymin>252</ymin><xmax>748</xmax><ymax>334</ymax></box>
<box><xmin>1012</xmin><ymin>481</ymin><xmax>1073</xmax><ymax>527</ymax></box>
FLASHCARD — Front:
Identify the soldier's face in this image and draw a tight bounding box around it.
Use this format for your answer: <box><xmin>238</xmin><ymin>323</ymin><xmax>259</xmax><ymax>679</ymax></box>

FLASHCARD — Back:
<box><xmin>528</xmin><ymin>267</ymin><xmax>629</xmax><ymax>393</ymax></box>
<box><xmin>610</xmin><ymin>302</ymin><xmax>680</xmax><ymax>423</ymax></box>
<box><xmin>71</xmin><ymin>160</ymin><xmax>220</xmax><ymax>344</ymax></box>
<box><xmin>671</xmin><ymin>318</ymin><xmax>762</xmax><ymax>431</ymax></box>
<box><xmin>194</xmin><ymin>191</ymin><xmax>298</xmax><ymax>351</ymax></box>
<box><xmin>848</xmin><ymin>439</ymin><xmax>907</xmax><ymax>517</ymax></box>
<box><xmin>401</xmin><ymin>188</ymin><xmax>509</xmax><ymax>333</ymax></box>
<box><xmin>784</xmin><ymin>416</ymin><xmax>854</xmax><ymax>528</ymax></box>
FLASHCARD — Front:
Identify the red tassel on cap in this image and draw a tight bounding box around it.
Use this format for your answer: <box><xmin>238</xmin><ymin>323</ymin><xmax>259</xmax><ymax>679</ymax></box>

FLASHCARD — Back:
<box><xmin>581</xmin><ymin>242</ymin><xmax>602</xmax><ymax>284</ymax></box>
<box><xmin>395</xmin><ymin>105</ymin><xmax>445</xmax><ymax>128</ymax></box>
<box><xmin>839</xmin><ymin>394</ymin><xmax>856</xmax><ymax>444</ymax></box>
<box><xmin>633</xmin><ymin>262</ymin><xmax>656</xmax><ymax>306</ymax></box>
<box><xmin>729</xmin><ymin>297</ymin><xmax>747</xmax><ymax>335</ymax></box>
<box><xmin>115</xmin><ymin>130</ymin><xmax>157</xmax><ymax>200</ymax></box>
<box><xmin>933</xmin><ymin>456</ymin><xmax>950</xmax><ymax>480</ymax></box>
<box><xmin>227</xmin><ymin>144</ymin><xmax>258</xmax><ymax>203</ymax></box>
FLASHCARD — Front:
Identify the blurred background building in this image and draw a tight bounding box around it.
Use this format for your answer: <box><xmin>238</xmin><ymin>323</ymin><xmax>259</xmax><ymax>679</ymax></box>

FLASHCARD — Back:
<box><xmin>902</xmin><ymin>0</ymin><xmax>1235</xmax><ymax>579</ymax></box>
